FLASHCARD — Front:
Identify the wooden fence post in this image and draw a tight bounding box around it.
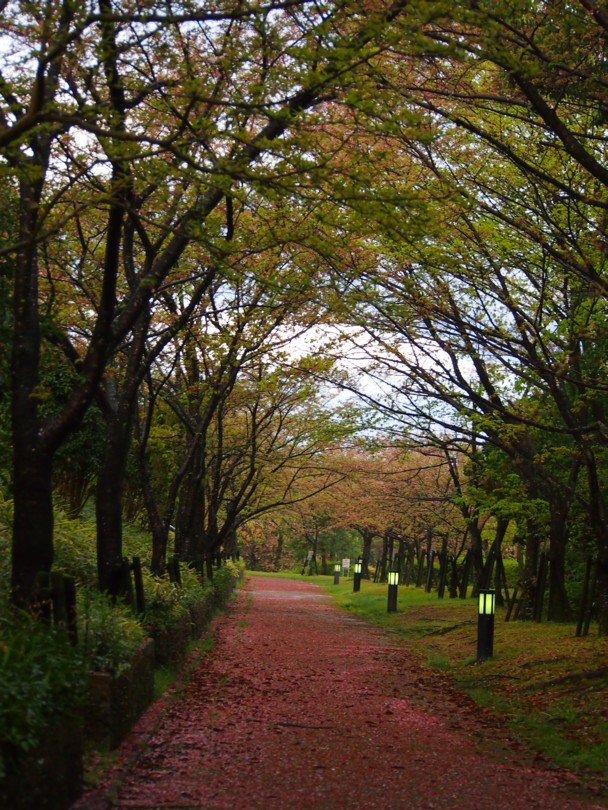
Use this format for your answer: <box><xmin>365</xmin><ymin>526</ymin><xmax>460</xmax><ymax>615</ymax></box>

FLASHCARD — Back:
<box><xmin>168</xmin><ymin>555</ymin><xmax>182</xmax><ymax>586</ymax></box>
<box><xmin>63</xmin><ymin>575</ymin><xmax>78</xmax><ymax>645</ymax></box>
<box><xmin>131</xmin><ymin>556</ymin><xmax>146</xmax><ymax>614</ymax></box>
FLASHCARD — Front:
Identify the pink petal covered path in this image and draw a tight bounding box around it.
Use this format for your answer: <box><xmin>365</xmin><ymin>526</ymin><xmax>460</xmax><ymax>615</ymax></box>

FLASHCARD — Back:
<box><xmin>73</xmin><ymin>575</ymin><xmax>607</xmax><ymax>809</ymax></box>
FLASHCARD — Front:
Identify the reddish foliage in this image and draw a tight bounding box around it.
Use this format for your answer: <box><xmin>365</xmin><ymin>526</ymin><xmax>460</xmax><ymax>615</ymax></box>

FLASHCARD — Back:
<box><xmin>74</xmin><ymin>577</ymin><xmax>606</xmax><ymax>809</ymax></box>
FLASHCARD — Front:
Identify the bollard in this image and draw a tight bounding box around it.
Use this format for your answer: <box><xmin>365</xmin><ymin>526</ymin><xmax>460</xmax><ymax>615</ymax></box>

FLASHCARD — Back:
<box><xmin>333</xmin><ymin>563</ymin><xmax>340</xmax><ymax>585</ymax></box>
<box><xmin>387</xmin><ymin>568</ymin><xmax>399</xmax><ymax>612</ymax></box>
<box><xmin>353</xmin><ymin>558</ymin><xmax>362</xmax><ymax>592</ymax></box>
<box><xmin>477</xmin><ymin>589</ymin><xmax>496</xmax><ymax>661</ymax></box>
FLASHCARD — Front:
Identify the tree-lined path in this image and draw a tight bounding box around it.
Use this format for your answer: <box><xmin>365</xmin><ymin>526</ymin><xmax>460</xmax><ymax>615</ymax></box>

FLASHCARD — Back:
<box><xmin>74</xmin><ymin>577</ymin><xmax>606</xmax><ymax>809</ymax></box>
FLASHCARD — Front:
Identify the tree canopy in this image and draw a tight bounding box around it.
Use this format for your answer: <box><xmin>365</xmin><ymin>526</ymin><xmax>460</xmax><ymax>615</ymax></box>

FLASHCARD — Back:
<box><xmin>2</xmin><ymin>0</ymin><xmax>608</xmax><ymax>633</ymax></box>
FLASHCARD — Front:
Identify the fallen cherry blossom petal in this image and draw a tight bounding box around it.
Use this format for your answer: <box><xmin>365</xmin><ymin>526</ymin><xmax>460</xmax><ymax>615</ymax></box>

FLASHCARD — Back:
<box><xmin>73</xmin><ymin>576</ymin><xmax>607</xmax><ymax>810</ymax></box>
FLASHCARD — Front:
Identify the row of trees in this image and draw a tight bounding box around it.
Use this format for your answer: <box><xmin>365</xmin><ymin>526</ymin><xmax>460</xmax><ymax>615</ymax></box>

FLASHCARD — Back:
<box><xmin>2</xmin><ymin>0</ymin><xmax>412</xmax><ymax>604</ymax></box>
<box><xmin>237</xmin><ymin>0</ymin><xmax>608</xmax><ymax>632</ymax></box>
<box><xmin>3</xmin><ymin>2</ymin><xmax>608</xmax><ymax>632</ymax></box>
<box><xmin>323</xmin><ymin>2</ymin><xmax>608</xmax><ymax>631</ymax></box>
<box><xmin>243</xmin><ymin>444</ymin><xmax>479</xmax><ymax>582</ymax></box>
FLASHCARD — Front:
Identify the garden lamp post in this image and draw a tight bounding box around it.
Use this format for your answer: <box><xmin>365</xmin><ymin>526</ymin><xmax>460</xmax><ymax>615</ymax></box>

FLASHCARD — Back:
<box><xmin>387</xmin><ymin>567</ymin><xmax>399</xmax><ymax>612</ymax></box>
<box><xmin>334</xmin><ymin>562</ymin><xmax>341</xmax><ymax>585</ymax></box>
<box><xmin>477</xmin><ymin>589</ymin><xmax>496</xmax><ymax>661</ymax></box>
<box><xmin>353</xmin><ymin>558</ymin><xmax>362</xmax><ymax>592</ymax></box>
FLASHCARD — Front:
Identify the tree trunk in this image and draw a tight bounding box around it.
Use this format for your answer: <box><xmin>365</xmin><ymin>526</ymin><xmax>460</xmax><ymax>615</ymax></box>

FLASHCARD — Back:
<box><xmin>467</xmin><ymin>520</ymin><xmax>485</xmax><ymax>596</ymax></box>
<box><xmin>96</xmin><ymin>402</ymin><xmax>134</xmax><ymax>594</ymax></box>
<box><xmin>205</xmin><ymin>499</ymin><xmax>222</xmax><ymax>563</ymax></box>
<box><xmin>273</xmin><ymin>528</ymin><xmax>284</xmax><ymax>572</ymax></box>
<box><xmin>11</xmin><ymin>445</ymin><xmax>54</xmax><ymax>607</ymax></box>
<box><xmin>134</xmin><ymin>405</ymin><xmax>170</xmax><ymax>576</ymax></box>
<box><xmin>596</xmin><ymin>554</ymin><xmax>608</xmax><ymax>637</ymax></box>
<box><xmin>403</xmin><ymin>542</ymin><xmax>415</xmax><ymax>584</ymax></box>
<box><xmin>481</xmin><ymin>517</ymin><xmax>509</xmax><ymax>605</ymax></box>
<box><xmin>547</xmin><ymin>504</ymin><xmax>573</xmax><ymax>621</ymax></box>
<box><xmin>223</xmin><ymin>523</ymin><xmax>238</xmax><ymax>559</ymax></box>
<box><xmin>54</xmin><ymin>467</ymin><xmax>93</xmax><ymax>518</ymax></box>
<box><xmin>581</xmin><ymin>445</ymin><xmax>608</xmax><ymax>635</ymax></box>
<box><xmin>175</xmin><ymin>472</ymin><xmax>205</xmax><ymax>565</ymax></box>
<box><xmin>355</xmin><ymin>527</ymin><xmax>375</xmax><ymax>579</ymax></box>
<box><xmin>306</xmin><ymin>533</ymin><xmax>319</xmax><ymax>575</ymax></box>
<box><xmin>376</xmin><ymin>533</ymin><xmax>389</xmax><ymax>583</ymax></box>
<box><xmin>11</xmin><ymin>172</ymin><xmax>54</xmax><ymax>608</ymax></box>
<box><xmin>95</xmin><ymin>309</ymin><xmax>149</xmax><ymax>594</ymax></box>
<box><xmin>175</xmin><ymin>438</ymin><xmax>206</xmax><ymax>566</ymax></box>
<box><xmin>137</xmin><ymin>448</ymin><xmax>170</xmax><ymax>576</ymax></box>
<box><xmin>362</xmin><ymin>533</ymin><xmax>373</xmax><ymax>579</ymax></box>
<box><xmin>520</xmin><ymin>518</ymin><xmax>541</xmax><ymax>620</ymax></box>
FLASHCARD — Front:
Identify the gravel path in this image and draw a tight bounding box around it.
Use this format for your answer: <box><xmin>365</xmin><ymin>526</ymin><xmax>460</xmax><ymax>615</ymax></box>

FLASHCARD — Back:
<box><xmin>73</xmin><ymin>575</ymin><xmax>607</xmax><ymax>809</ymax></box>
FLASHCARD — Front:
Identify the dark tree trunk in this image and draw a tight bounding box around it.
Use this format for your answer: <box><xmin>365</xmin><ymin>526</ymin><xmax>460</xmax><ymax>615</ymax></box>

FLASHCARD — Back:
<box><xmin>547</xmin><ymin>504</ymin><xmax>573</xmax><ymax>621</ymax></box>
<box><xmin>11</xmin><ymin>171</ymin><xmax>54</xmax><ymax>607</ymax></box>
<box><xmin>11</xmin><ymin>153</ymin><xmax>125</xmax><ymax>605</ymax></box>
<box><xmin>396</xmin><ymin>533</ymin><xmax>406</xmax><ymax>580</ymax></box>
<box><xmin>355</xmin><ymin>527</ymin><xmax>375</xmax><ymax>579</ymax></box>
<box><xmin>305</xmin><ymin>533</ymin><xmax>318</xmax><ymax>575</ymax></box>
<box><xmin>223</xmin><ymin>523</ymin><xmax>238</xmax><ymax>559</ymax></box>
<box><xmin>96</xmin><ymin>400</ymin><xmax>134</xmax><ymax>594</ymax></box>
<box><xmin>520</xmin><ymin>518</ymin><xmax>541</xmax><ymax>620</ymax></box>
<box><xmin>54</xmin><ymin>467</ymin><xmax>93</xmax><ymax>518</ymax></box>
<box><xmin>480</xmin><ymin>517</ymin><xmax>509</xmax><ymax>604</ymax></box>
<box><xmin>150</xmin><ymin>521</ymin><xmax>170</xmax><ymax>577</ymax></box>
<box><xmin>581</xmin><ymin>446</ymin><xmax>608</xmax><ymax>635</ymax></box>
<box><xmin>11</xmin><ymin>445</ymin><xmax>55</xmax><ymax>607</ymax></box>
<box><xmin>545</xmin><ymin>453</ymin><xmax>580</xmax><ymax>622</ymax></box>
<box><xmin>375</xmin><ymin>534</ymin><xmax>388</xmax><ymax>583</ymax></box>
<box><xmin>134</xmin><ymin>375</ymin><xmax>204</xmax><ymax>577</ymax></box>
<box><xmin>96</xmin><ymin>308</ymin><xmax>149</xmax><ymax>594</ymax></box>
<box><xmin>175</xmin><ymin>460</ymin><xmax>205</xmax><ymax>564</ymax></box>
<box><xmin>467</xmin><ymin>520</ymin><xmax>485</xmax><ymax>595</ymax></box>
<box><xmin>273</xmin><ymin>528</ymin><xmax>284</xmax><ymax>572</ymax></box>
<box><xmin>137</xmin><ymin>448</ymin><xmax>170</xmax><ymax>576</ymax></box>
<box><xmin>403</xmin><ymin>542</ymin><xmax>416</xmax><ymax>584</ymax></box>
<box><xmin>362</xmin><ymin>532</ymin><xmax>374</xmax><ymax>579</ymax></box>
<box><xmin>134</xmin><ymin>399</ymin><xmax>170</xmax><ymax>576</ymax></box>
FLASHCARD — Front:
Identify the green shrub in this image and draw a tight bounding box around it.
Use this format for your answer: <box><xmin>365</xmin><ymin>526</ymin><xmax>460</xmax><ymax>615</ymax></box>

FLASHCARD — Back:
<box><xmin>122</xmin><ymin>522</ymin><xmax>157</xmax><ymax>560</ymax></box>
<box><xmin>141</xmin><ymin>561</ymin><xmax>242</xmax><ymax>637</ymax></box>
<box><xmin>140</xmin><ymin>573</ymin><xmax>189</xmax><ymax>636</ymax></box>
<box><xmin>0</xmin><ymin>491</ymin><xmax>244</xmax><ymax>785</ymax></box>
<box><xmin>78</xmin><ymin>589</ymin><xmax>146</xmax><ymax>675</ymax></box>
<box><xmin>214</xmin><ymin>559</ymin><xmax>244</xmax><ymax>598</ymax></box>
<box><xmin>0</xmin><ymin>613</ymin><xmax>87</xmax><ymax>780</ymax></box>
<box><xmin>53</xmin><ymin>511</ymin><xmax>98</xmax><ymax>585</ymax></box>
<box><xmin>179</xmin><ymin>565</ymin><xmax>212</xmax><ymax>609</ymax></box>
<box><xmin>206</xmin><ymin>559</ymin><xmax>244</xmax><ymax>611</ymax></box>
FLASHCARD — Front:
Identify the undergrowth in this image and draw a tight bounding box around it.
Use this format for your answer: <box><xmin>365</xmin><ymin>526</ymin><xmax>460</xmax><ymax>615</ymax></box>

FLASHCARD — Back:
<box><xmin>0</xmin><ymin>497</ymin><xmax>243</xmax><ymax>781</ymax></box>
